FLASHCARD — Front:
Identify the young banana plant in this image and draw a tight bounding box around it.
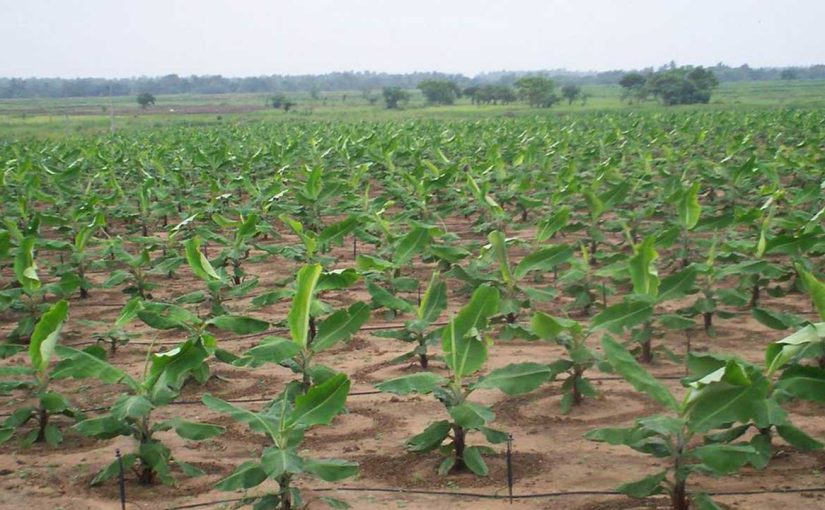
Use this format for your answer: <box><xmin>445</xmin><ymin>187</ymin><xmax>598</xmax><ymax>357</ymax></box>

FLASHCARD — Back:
<box><xmin>377</xmin><ymin>285</ymin><xmax>554</xmax><ymax>475</ymax></box>
<box><xmin>179</xmin><ymin>236</ymin><xmax>259</xmax><ymax>317</ymax></box>
<box><xmin>586</xmin><ymin>337</ymin><xmax>761</xmax><ymax>510</ymax></box>
<box><xmin>205</xmin><ymin>212</ymin><xmax>260</xmax><ymax>285</ymax></box>
<box><xmin>203</xmin><ymin>374</ymin><xmax>357</xmax><ymax>510</ymax></box>
<box><xmin>0</xmin><ymin>300</ymin><xmax>83</xmax><ymax>446</ymax></box>
<box><xmin>374</xmin><ymin>271</ymin><xmax>447</xmax><ymax>368</ymax></box>
<box><xmin>55</xmin><ymin>339</ymin><xmax>225</xmax><ymax>485</ymax></box>
<box><xmin>237</xmin><ymin>264</ymin><xmax>370</xmax><ymax>393</ymax></box>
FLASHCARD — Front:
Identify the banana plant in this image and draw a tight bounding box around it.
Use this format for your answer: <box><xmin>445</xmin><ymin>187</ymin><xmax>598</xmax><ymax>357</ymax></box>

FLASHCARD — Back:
<box><xmin>204</xmin><ymin>212</ymin><xmax>259</xmax><ymax>285</ymax></box>
<box><xmin>450</xmin><ymin>230</ymin><xmax>571</xmax><ymax>325</ymax></box>
<box><xmin>179</xmin><ymin>236</ymin><xmax>258</xmax><ymax>317</ymax></box>
<box><xmin>2</xmin><ymin>236</ymin><xmax>77</xmax><ymax>342</ymax></box>
<box><xmin>373</xmin><ymin>271</ymin><xmax>447</xmax><ymax>368</ymax></box>
<box><xmin>626</xmin><ymin>236</ymin><xmax>698</xmax><ymax>362</ymax></box>
<box><xmin>50</xmin><ymin>211</ymin><xmax>106</xmax><ymax>299</ymax></box>
<box><xmin>55</xmin><ymin>339</ymin><xmax>225</xmax><ymax>485</ymax></box>
<box><xmin>674</xmin><ymin>181</ymin><xmax>701</xmax><ymax>267</ymax></box>
<box><xmin>203</xmin><ymin>374</ymin><xmax>357</xmax><ymax>510</ymax></box>
<box><xmin>236</xmin><ymin>264</ymin><xmax>370</xmax><ymax>392</ymax></box>
<box><xmin>0</xmin><ymin>300</ymin><xmax>83</xmax><ymax>446</ymax></box>
<box><xmin>586</xmin><ymin>337</ymin><xmax>760</xmax><ymax>510</ymax></box>
<box><xmin>377</xmin><ymin>285</ymin><xmax>554</xmax><ymax>475</ymax></box>
<box><xmin>273</xmin><ymin>214</ymin><xmax>359</xmax><ymax>266</ymax></box>
<box><xmin>102</xmin><ymin>239</ymin><xmax>158</xmax><ymax>299</ymax></box>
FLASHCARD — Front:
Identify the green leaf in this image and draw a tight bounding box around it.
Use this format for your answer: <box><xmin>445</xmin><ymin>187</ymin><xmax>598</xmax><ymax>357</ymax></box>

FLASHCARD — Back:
<box><xmin>319</xmin><ymin>497</ymin><xmax>351</xmax><ymax>509</ymax></box>
<box><xmin>616</xmin><ymin>470</ymin><xmax>667</xmax><ymax>498</ymax></box>
<box><xmin>91</xmin><ymin>453</ymin><xmax>137</xmax><ymax>486</ymax></box>
<box><xmin>531</xmin><ymin>311</ymin><xmax>582</xmax><ymax>340</ymax></box>
<box><xmin>449</xmin><ymin>402</ymin><xmax>494</xmax><ymax>429</ymax></box>
<box><xmin>215</xmin><ymin>461</ymin><xmax>268</xmax><ymax>491</ymax></box>
<box><xmin>289</xmin><ymin>373</ymin><xmax>350</xmax><ymax>428</ymax></box>
<box><xmin>657</xmin><ymin>266</ymin><xmax>697</xmax><ymax>302</ymax></box>
<box><xmin>366</xmin><ymin>280</ymin><xmax>414</xmax><ymax>313</ymax></box>
<box><xmin>261</xmin><ymin>447</ymin><xmax>304</xmax><ymax>478</ymax></box>
<box><xmin>777</xmin><ymin>365</ymin><xmax>825</xmax><ymax>403</ymax></box>
<box><xmin>202</xmin><ymin>393</ymin><xmax>276</xmax><ymax>436</ymax></box>
<box><xmin>418</xmin><ymin>273</ymin><xmax>447</xmax><ymax>324</ymax></box>
<box><xmin>394</xmin><ymin>227</ymin><xmax>430</xmax><ymax>266</ymax></box>
<box><xmin>472</xmin><ymin>362</ymin><xmax>554</xmax><ymax>395</ymax></box>
<box><xmin>176</xmin><ymin>459</ymin><xmax>206</xmax><ymax>477</ymax></box>
<box><xmin>14</xmin><ymin>236</ymin><xmax>40</xmax><ymax>293</ymax></box>
<box><xmin>405</xmin><ymin>420</ymin><xmax>451</xmax><ymax>452</ymax></box>
<box><xmin>184</xmin><ymin>237</ymin><xmax>221</xmax><ymax>282</ymax></box>
<box><xmin>692</xmin><ymin>493</ymin><xmax>725</xmax><ymax>510</ymax></box>
<box><xmin>536</xmin><ymin>207</ymin><xmax>569</xmax><ymax>242</ymax></box>
<box><xmin>450</xmin><ymin>283</ymin><xmax>500</xmax><ymax>346</ymax></box>
<box><xmin>74</xmin><ymin>416</ymin><xmax>132</xmax><ymax>439</ymax></box>
<box><xmin>304</xmin><ymin>458</ymin><xmax>359</xmax><ymax>482</ymax></box>
<box><xmin>160</xmin><ymin>418</ymin><xmax>224</xmax><ymax>440</ymax></box>
<box><xmin>462</xmin><ymin>446</ymin><xmax>488</xmax><ymax>476</ymax></box>
<box><xmin>318</xmin><ymin>216</ymin><xmax>359</xmax><ymax>246</ymax></box>
<box><xmin>138</xmin><ymin>302</ymin><xmax>198</xmax><ymax>330</ymax></box>
<box><xmin>514</xmin><ymin>245</ymin><xmax>573</xmax><ymax>280</ymax></box>
<box><xmin>29</xmin><ymin>300</ymin><xmax>68</xmax><ymax>373</ymax></box>
<box><xmin>487</xmin><ymin>231</ymin><xmax>513</xmax><ymax>286</ymax></box>
<box><xmin>752</xmin><ymin>308</ymin><xmax>797</xmax><ymax>330</ymax></box>
<box><xmin>775</xmin><ymin>424</ymin><xmax>824</xmax><ymax>450</ymax></box>
<box><xmin>592</xmin><ymin>301</ymin><xmax>653</xmax><ymax>335</ymax></box>
<box><xmin>110</xmin><ymin>395</ymin><xmax>153</xmax><ymax>420</ymax></box>
<box><xmin>288</xmin><ymin>264</ymin><xmax>323</xmax><ymax>349</ymax></box>
<box><xmin>375</xmin><ymin>372</ymin><xmax>446</xmax><ymax>395</ymax></box>
<box><xmin>628</xmin><ymin>236</ymin><xmax>659</xmax><ymax>298</ymax></box>
<box><xmin>692</xmin><ymin>444</ymin><xmax>755</xmax><ymax>475</ymax></box>
<box><xmin>209</xmin><ymin>315</ymin><xmax>269</xmax><ymax>335</ymax></box>
<box><xmin>316</xmin><ymin>269</ymin><xmax>360</xmax><ymax>292</ymax></box>
<box><xmin>796</xmin><ymin>263</ymin><xmax>825</xmax><ymax>320</ymax></box>
<box><xmin>313</xmin><ymin>302</ymin><xmax>370</xmax><ymax>352</ymax></box>
<box><xmin>678</xmin><ymin>181</ymin><xmax>701</xmax><ymax>230</ymax></box>
<box><xmin>53</xmin><ymin>345</ymin><xmax>138</xmax><ymax>390</ymax></box>
<box><xmin>246</xmin><ymin>337</ymin><xmax>301</xmax><ymax>364</ymax></box>
<box><xmin>601</xmin><ymin>337</ymin><xmax>678</xmax><ymax>411</ymax></box>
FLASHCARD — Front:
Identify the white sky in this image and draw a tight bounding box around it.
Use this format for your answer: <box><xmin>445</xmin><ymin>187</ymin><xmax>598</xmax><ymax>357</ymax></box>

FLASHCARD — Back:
<box><xmin>1</xmin><ymin>0</ymin><xmax>823</xmax><ymax>78</ymax></box>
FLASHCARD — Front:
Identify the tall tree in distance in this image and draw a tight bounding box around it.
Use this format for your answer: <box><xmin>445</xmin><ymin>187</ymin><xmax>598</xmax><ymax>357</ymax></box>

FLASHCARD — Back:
<box><xmin>515</xmin><ymin>76</ymin><xmax>558</xmax><ymax>108</ymax></box>
<box><xmin>382</xmin><ymin>86</ymin><xmax>410</xmax><ymax>109</ymax></box>
<box><xmin>417</xmin><ymin>80</ymin><xmax>461</xmax><ymax>105</ymax></box>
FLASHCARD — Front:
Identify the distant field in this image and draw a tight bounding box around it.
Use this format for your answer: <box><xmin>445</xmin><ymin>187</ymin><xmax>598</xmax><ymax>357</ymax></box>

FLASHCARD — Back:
<box><xmin>0</xmin><ymin>79</ymin><xmax>824</xmax><ymax>138</ymax></box>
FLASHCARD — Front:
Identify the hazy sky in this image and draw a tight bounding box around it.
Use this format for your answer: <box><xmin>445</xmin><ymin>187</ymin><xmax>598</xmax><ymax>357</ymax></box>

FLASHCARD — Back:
<box><xmin>2</xmin><ymin>0</ymin><xmax>823</xmax><ymax>78</ymax></box>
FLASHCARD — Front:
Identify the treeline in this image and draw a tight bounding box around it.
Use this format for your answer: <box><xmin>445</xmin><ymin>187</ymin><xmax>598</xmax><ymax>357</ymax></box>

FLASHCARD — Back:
<box><xmin>1</xmin><ymin>64</ymin><xmax>824</xmax><ymax>99</ymax></box>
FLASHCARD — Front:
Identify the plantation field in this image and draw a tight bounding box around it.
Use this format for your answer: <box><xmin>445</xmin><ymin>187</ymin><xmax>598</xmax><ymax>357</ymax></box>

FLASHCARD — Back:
<box><xmin>0</xmin><ymin>107</ymin><xmax>824</xmax><ymax>510</ymax></box>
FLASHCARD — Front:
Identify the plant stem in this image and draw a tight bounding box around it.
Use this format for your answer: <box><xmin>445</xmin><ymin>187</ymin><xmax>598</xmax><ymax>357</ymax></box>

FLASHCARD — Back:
<box><xmin>452</xmin><ymin>424</ymin><xmax>466</xmax><ymax>472</ymax></box>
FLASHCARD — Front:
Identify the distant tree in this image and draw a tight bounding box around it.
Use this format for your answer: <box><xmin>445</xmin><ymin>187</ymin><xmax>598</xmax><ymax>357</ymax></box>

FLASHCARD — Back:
<box><xmin>619</xmin><ymin>72</ymin><xmax>648</xmax><ymax>103</ymax></box>
<box><xmin>561</xmin><ymin>84</ymin><xmax>582</xmax><ymax>105</ymax></box>
<box><xmin>136</xmin><ymin>92</ymin><xmax>156</xmax><ymax>109</ymax></box>
<box><xmin>309</xmin><ymin>86</ymin><xmax>321</xmax><ymax>100</ymax></box>
<box><xmin>647</xmin><ymin>66</ymin><xmax>718</xmax><ymax>105</ymax></box>
<box><xmin>515</xmin><ymin>76</ymin><xmax>558</xmax><ymax>107</ymax></box>
<box><xmin>270</xmin><ymin>93</ymin><xmax>296</xmax><ymax>111</ymax></box>
<box><xmin>382</xmin><ymin>86</ymin><xmax>410</xmax><ymax>109</ymax></box>
<box><xmin>466</xmin><ymin>84</ymin><xmax>516</xmax><ymax>105</ymax></box>
<box><xmin>417</xmin><ymin>80</ymin><xmax>461</xmax><ymax>105</ymax></box>
<box><xmin>780</xmin><ymin>69</ymin><xmax>799</xmax><ymax>80</ymax></box>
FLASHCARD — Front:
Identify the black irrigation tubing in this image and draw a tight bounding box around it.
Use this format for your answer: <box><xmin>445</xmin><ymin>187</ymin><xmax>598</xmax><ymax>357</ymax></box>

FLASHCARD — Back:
<box><xmin>165</xmin><ymin>486</ymin><xmax>825</xmax><ymax>509</ymax></box>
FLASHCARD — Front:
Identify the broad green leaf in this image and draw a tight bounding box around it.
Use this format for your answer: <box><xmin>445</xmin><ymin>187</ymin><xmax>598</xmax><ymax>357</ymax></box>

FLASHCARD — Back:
<box><xmin>775</xmin><ymin>424</ymin><xmax>824</xmax><ymax>450</ymax></box>
<box><xmin>628</xmin><ymin>236</ymin><xmax>659</xmax><ymax>298</ymax></box>
<box><xmin>472</xmin><ymin>362</ymin><xmax>554</xmax><ymax>395</ymax></box>
<box><xmin>487</xmin><ymin>231</ymin><xmax>513</xmax><ymax>286</ymax></box>
<box><xmin>29</xmin><ymin>300</ymin><xmax>68</xmax><ymax>373</ymax></box>
<box><xmin>592</xmin><ymin>301</ymin><xmax>653</xmax><ymax>334</ymax></box>
<box><xmin>616</xmin><ymin>470</ymin><xmax>667</xmax><ymax>498</ymax></box>
<box><xmin>289</xmin><ymin>373</ymin><xmax>350</xmax><ymax>428</ymax></box>
<box><xmin>418</xmin><ymin>272</ymin><xmax>447</xmax><ymax>324</ymax></box>
<box><xmin>514</xmin><ymin>245</ymin><xmax>573</xmax><ymax>280</ymax></box>
<box><xmin>449</xmin><ymin>402</ymin><xmax>494</xmax><ymax>429</ymax></box>
<box><xmin>304</xmin><ymin>458</ymin><xmax>359</xmax><ymax>482</ymax></box>
<box><xmin>394</xmin><ymin>227</ymin><xmax>430</xmax><ymax>266</ymax></box>
<box><xmin>53</xmin><ymin>345</ymin><xmax>138</xmax><ymax>390</ymax></box>
<box><xmin>678</xmin><ymin>182</ymin><xmax>701</xmax><ymax>230</ymax></box>
<box><xmin>318</xmin><ymin>216</ymin><xmax>358</xmax><ymax>247</ymax></box>
<box><xmin>601</xmin><ymin>337</ymin><xmax>678</xmax><ymax>411</ymax></box>
<box><xmin>209</xmin><ymin>315</ymin><xmax>269</xmax><ymax>335</ymax></box>
<box><xmin>777</xmin><ymin>365</ymin><xmax>825</xmax><ymax>403</ymax></box>
<box><xmin>375</xmin><ymin>372</ymin><xmax>447</xmax><ymax>395</ymax></box>
<box><xmin>14</xmin><ymin>236</ymin><xmax>40</xmax><ymax>293</ymax></box>
<box><xmin>184</xmin><ymin>237</ymin><xmax>221</xmax><ymax>282</ymax></box>
<box><xmin>692</xmin><ymin>444</ymin><xmax>755</xmax><ymax>475</ymax></box>
<box><xmin>215</xmin><ymin>461</ymin><xmax>267</xmax><ymax>491</ymax></box>
<box><xmin>247</xmin><ymin>337</ymin><xmax>301</xmax><ymax>364</ymax></box>
<box><xmin>405</xmin><ymin>420</ymin><xmax>451</xmax><ymax>452</ymax></box>
<box><xmin>288</xmin><ymin>264</ymin><xmax>323</xmax><ymax>348</ymax></box>
<box><xmin>110</xmin><ymin>395</ymin><xmax>153</xmax><ymax>420</ymax></box>
<box><xmin>531</xmin><ymin>311</ymin><xmax>582</xmax><ymax>339</ymax></box>
<box><xmin>366</xmin><ymin>280</ymin><xmax>415</xmax><ymax>313</ymax></box>
<box><xmin>796</xmin><ymin>263</ymin><xmax>825</xmax><ymax>320</ymax></box>
<box><xmin>462</xmin><ymin>446</ymin><xmax>488</xmax><ymax>476</ymax></box>
<box><xmin>203</xmin><ymin>393</ymin><xmax>276</xmax><ymax>436</ymax></box>
<box><xmin>312</xmin><ymin>302</ymin><xmax>370</xmax><ymax>352</ymax></box>
<box><xmin>160</xmin><ymin>418</ymin><xmax>224</xmax><ymax>440</ymax></box>
<box><xmin>536</xmin><ymin>207</ymin><xmax>569</xmax><ymax>242</ymax></box>
<box><xmin>261</xmin><ymin>447</ymin><xmax>304</xmax><ymax>478</ymax></box>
